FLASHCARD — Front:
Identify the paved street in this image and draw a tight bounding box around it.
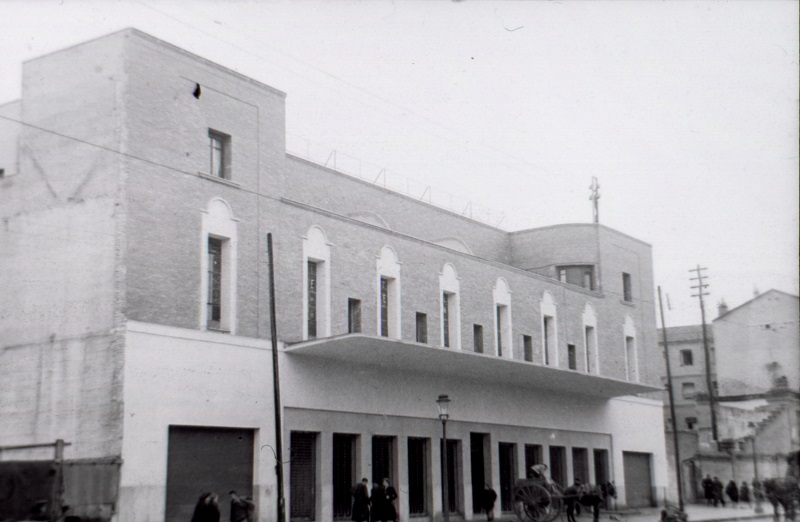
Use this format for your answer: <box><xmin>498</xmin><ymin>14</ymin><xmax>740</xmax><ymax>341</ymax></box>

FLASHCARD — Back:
<box><xmin>496</xmin><ymin>503</ymin><xmax>778</xmax><ymax>522</ymax></box>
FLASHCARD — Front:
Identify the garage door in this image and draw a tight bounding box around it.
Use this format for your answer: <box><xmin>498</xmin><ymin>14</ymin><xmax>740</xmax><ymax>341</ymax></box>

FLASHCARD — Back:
<box><xmin>622</xmin><ymin>452</ymin><xmax>653</xmax><ymax>508</ymax></box>
<box><xmin>165</xmin><ymin>426</ymin><xmax>254</xmax><ymax>522</ymax></box>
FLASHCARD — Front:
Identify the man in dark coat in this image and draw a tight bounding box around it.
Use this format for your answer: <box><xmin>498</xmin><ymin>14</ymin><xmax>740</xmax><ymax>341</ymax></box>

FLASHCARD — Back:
<box><xmin>382</xmin><ymin>479</ymin><xmax>398</xmax><ymax>522</ymax></box>
<box><xmin>191</xmin><ymin>492</ymin><xmax>221</xmax><ymax>522</ymax></box>
<box><xmin>351</xmin><ymin>478</ymin><xmax>370</xmax><ymax>522</ymax></box>
<box><xmin>701</xmin><ymin>475</ymin><xmax>714</xmax><ymax>505</ymax></box>
<box><xmin>482</xmin><ymin>483</ymin><xmax>498</xmax><ymax>522</ymax></box>
<box><xmin>713</xmin><ymin>477</ymin><xmax>725</xmax><ymax>507</ymax></box>
<box><xmin>370</xmin><ymin>481</ymin><xmax>388</xmax><ymax>522</ymax></box>
<box><xmin>725</xmin><ymin>480</ymin><xmax>739</xmax><ymax>506</ymax></box>
<box><xmin>739</xmin><ymin>481</ymin><xmax>751</xmax><ymax>508</ymax></box>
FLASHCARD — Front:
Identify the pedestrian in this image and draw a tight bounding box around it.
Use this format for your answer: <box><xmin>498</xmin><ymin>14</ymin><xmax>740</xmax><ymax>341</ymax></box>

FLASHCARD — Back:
<box><xmin>370</xmin><ymin>481</ymin><xmax>387</xmax><ymax>522</ymax></box>
<box><xmin>701</xmin><ymin>475</ymin><xmax>714</xmax><ymax>505</ymax></box>
<box><xmin>229</xmin><ymin>491</ymin><xmax>255</xmax><ymax>522</ymax></box>
<box><xmin>712</xmin><ymin>477</ymin><xmax>725</xmax><ymax>507</ymax></box>
<box><xmin>751</xmin><ymin>479</ymin><xmax>764</xmax><ymax>503</ymax></box>
<box><xmin>383</xmin><ymin>479</ymin><xmax>398</xmax><ymax>522</ymax></box>
<box><xmin>351</xmin><ymin>478</ymin><xmax>371</xmax><ymax>522</ymax></box>
<box><xmin>739</xmin><ymin>481</ymin><xmax>751</xmax><ymax>508</ymax></box>
<box><xmin>482</xmin><ymin>483</ymin><xmax>498</xmax><ymax>522</ymax></box>
<box><xmin>191</xmin><ymin>492</ymin><xmax>221</xmax><ymax>522</ymax></box>
<box><xmin>725</xmin><ymin>480</ymin><xmax>739</xmax><ymax>507</ymax></box>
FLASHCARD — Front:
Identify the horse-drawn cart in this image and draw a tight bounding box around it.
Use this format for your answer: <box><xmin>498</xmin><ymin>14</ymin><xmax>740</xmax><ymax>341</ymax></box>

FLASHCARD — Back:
<box><xmin>512</xmin><ymin>478</ymin><xmax>566</xmax><ymax>522</ymax></box>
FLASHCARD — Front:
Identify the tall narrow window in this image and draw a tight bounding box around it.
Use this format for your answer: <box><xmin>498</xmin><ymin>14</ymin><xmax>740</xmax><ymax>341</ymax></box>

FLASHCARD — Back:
<box><xmin>408</xmin><ymin>438</ymin><xmax>429</xmax><ymax>515</ymax></box>
<box><xmin>622</xmin><ymin>272</ymin><xmax>633</xmax><ymax>302</ymax></box>
<box><xmin>682</xmin><ymin>382</ymin><xmax>695</xmax><ymax>399</ymax></box>
<box><xmin>493</xmin><ymin>278</ymin><xmax>512</xmax><ymax>358</ymax></box>
<box><xmin>568</xmin><ymin>344</ymin><xmax>577</xmax><ymax>370</ymax></box>
<box><xmin>201</xmin><ymin>199</ymin><xmax>237</xmax><ymax>334</ymax></box>
<box><xmin>439</xmin><ymin>263</ymin><xmax>461</xmax><ymax>349</ymax></box>
<box><xmin>348</xmin><ymin>299</ymin><xmax>362</xmax><ymax>334</ymax></box>
<box><xmin>377</xmin><ymin>247</ymin><xmax>402</xmax><ymax>339</ymax></box>
<box><xmin>416</xmin><ymin>313</ymin><xmax>428</xmax><ymax>343</ymax></box>
<box><xmin>523</xmin><ymin>335</ymin><xmax>532</xmax><ymax>362</ymax></box>
<box><xmin>307</xmin><ymin>261</ymin><xmax>318</xmax><ymax>338</ymax></box>
<box><xmin>380</xmin><ymin>278</ymin><xmax>390</xmax><ymax>337</ymax></box>
<box><xmin>303</xmin><ymin>226</ymin><xmax>331</xmax><ymax>340</ymax></box>
<box><xmin>208</xmin><ymin>129</ymin><xmax>231</xmax><ymax>179</ymax></box>
<box><xmin>474</xmin><ymin>325</ymin><xmax>484</xmax><ymax>353</ymax></box>
<box><xmin>496</xmin><ymin>306</ymin><xmax>503</xmax><ymax>357</ymax></box>
<box><xmin>680</xmin><ymin>349</ymin><xmax>693</xmax><ymax>366</ymax></box>
<box><xmin>541</xmin><ymin>291</ymin><xmax>558</xmax><ymax>366</ymax></box>
<box><xmin>624</xmin><ymin>315</ymin><xmax>638</xmax><ymax>382</ymax></box>
<box><xmin>207</xmin><ymin>238</ymin><xmax>223</xmax><ymax>329</ymax></box>
<box><xmin>583</xmin><ymin>303</ymin><xmax>599</xmax><ymax>374</ymax></box>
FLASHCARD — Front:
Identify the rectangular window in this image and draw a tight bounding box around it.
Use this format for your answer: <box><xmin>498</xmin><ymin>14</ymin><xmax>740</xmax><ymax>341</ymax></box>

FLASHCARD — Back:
<box><xmin>523</xmin><ymin>335</ymin><xmax>533</xmax><ymax>362</ymax></box>
<box><xmin>524</xmin><ymin>445</ymin><xmax>542</xmax><ymax>477</ymax></box>
<box><xmin>442</xmin><ymin>292</ymin><xmax>450</xmax><ymax>348</ymax></box>
<box><xmin>307</xmin><ymin>261</ymin><xmax>318</xmax><ymax>339</ymax></box>
<box><xmin>556</xmin><ymin>265</ymin><xmax>595</xmax><ymax>290</ymax></box>
<box><xmin>372</xmin><ymin>436</ymin><xmax>396</xmax><ymax>485</ymax></box>
<box><xmin>416</xmin><ymin>313</ymin><xmax>428</xmax><ymax>343</ymax></box>
<box><xmin>682</xmin><ymin>382</ymin><xmax>695</xmax><ymax>399</ymax></box>
<box><xmin>568</xmin><ymin>344</ymin><xmax>577</xmax><ymax>370</ymax></box>
<box><xmin>585</xmin><ymin>326</ymin><xmax>596</xmax><ymax>373</ymax></box>
<box><xmin>622</xmin><ymin>272</ymin><xmax>633</xmax><ymax>301</ymax></box>
<box><xmin>348</xmin><ymin>299</ymin><xmax>361</xmax><ymax>334</ymax></box>
<box><xmin>572</xmin><ymin>447</ymin><xmax>589</xmax><ymax>484</ymax></box>
<box><xmin>626</xmin><ymin>335</ymin><xmax>637</xmax><ymax>381</ymax></box>
<box><xmin>548</xmin><ymin>446</ymin><xmax>567</xmax><ymax>487</ymax></box>
<box><xmin>380</xmin><ymin>277</ymin><xmax>390</xmax><ymax>337</ymax></box>
<box><xmin>473</xmin><ymin>324</ymin><xmax>484</xmax><ymax>353</ymax></box>
<box><xmin>208</xmin><ymin>129</ymin><xmax>231</xmax><ymax>179</ymax></box>
<box><xmin>207</xmin><ymin>237</ymin><xmax>223</xmax><ymax>329</ymax></box>
<box><xmin>686</xmin><ymin>417</ymin><xmax>697</xmax><ymax>430</ymax></box>
<box><xmin>496</xmin><ymin>306</ymin><xmax>503</xmax><ymax>357</ymax></box>
<box><xmin>408</xmin><ymin>438</ymin><xmax>429</xmax><ymax>515</ymax></box>
<box><xmin>680</xmin><ymin>349</ymin><xmax>693</xmax><ymax>366</ymax></box>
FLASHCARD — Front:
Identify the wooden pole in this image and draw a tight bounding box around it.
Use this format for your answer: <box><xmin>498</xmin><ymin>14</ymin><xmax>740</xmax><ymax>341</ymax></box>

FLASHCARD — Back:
<box><xmin>267</xmin><ymin>233</ymin><xmax>286</xmax><ymax>522</ymax></box>
<box><xmin>658</xmin><ymin>287</ymin><xmax>684</xmax><ymax>512</ymax></box>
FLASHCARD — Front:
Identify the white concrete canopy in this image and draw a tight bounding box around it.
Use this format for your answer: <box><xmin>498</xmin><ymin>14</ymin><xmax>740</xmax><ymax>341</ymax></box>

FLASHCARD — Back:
<box><xmin>285</xmin><ymin>334</ymin><xmax>660</xmax><ymax>398</ymax></box>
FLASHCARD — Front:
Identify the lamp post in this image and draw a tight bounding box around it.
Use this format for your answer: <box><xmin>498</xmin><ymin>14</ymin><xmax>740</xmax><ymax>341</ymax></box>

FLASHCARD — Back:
<box><xmin>437</xmin><ymin>394</ymin><xmax>451</xmax><ymax>522</ymax></box>
<box><xmin>749</xmin><ymin>431</ymin><xmax>763</xmax><ymax>514</ymax></box>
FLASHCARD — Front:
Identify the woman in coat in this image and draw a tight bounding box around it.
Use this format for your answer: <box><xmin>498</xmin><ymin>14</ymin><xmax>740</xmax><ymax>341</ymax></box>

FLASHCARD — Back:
<box><xmin>383</xmin><ymin>479</ymin><xmax>398</xmax><ymax>522</ymax></box>
<box><xmin>725</xmin><ymin>480</ymin><xmax>739</xmax><ymax>506</ymax></box>
<box><xmin>351</xmin><ymin>478</ymin><xmax>371</xmax><ymax>522</ymax></box>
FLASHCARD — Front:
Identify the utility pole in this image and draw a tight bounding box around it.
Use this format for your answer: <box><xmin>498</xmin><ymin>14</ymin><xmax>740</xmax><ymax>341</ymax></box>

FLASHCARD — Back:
<box><xmin>589</xmin><ymin>177</ymin><xmax>600</xmax><ymax>224</ymax></box>
<box><xmin>689</xmin><ymin>265</ymin><xmax>718</xmax><ymax>444</ymax></box>
<box><xmin>268</xmin><ymin>234</ymin><xmax>286</xmax><ymax>522</ymax></box>
<box><xmin>658</xmin><ymin>287</ymin><xmax>684</xmax><ymax>512</ymax></box>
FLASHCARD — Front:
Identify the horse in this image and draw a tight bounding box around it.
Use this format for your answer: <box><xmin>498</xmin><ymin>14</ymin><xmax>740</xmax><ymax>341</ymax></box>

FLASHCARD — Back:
<box><xmin>564</xmin><ymin>481</ymin><xmax>617</xmax><ymax>522</ymax></box>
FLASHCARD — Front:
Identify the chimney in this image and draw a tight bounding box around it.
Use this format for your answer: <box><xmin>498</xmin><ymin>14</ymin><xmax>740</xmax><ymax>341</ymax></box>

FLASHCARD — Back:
<box><xmin>717</xmin><ymin>299</ymin><xmax>729</xmax><ymax>317</ymax></box>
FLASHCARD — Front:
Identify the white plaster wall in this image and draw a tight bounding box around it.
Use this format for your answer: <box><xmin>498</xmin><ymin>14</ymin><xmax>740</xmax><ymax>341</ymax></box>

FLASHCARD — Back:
<box><xmin>118</xmin><ymin>322</ymin><xmax>277</xmax><ymax>522</ymax></box>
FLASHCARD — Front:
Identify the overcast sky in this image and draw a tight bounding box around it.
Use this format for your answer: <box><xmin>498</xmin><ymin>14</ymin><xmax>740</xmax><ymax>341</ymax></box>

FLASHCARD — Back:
<box><xmin>1</xmin><ymin>0</ymin><xmax>797</xmax><ymax>326</ymax></box>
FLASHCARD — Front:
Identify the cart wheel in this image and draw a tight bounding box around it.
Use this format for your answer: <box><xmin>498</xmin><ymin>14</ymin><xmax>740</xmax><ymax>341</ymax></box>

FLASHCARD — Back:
<box><xmin>513</xmin><ymin>483</ymin><xmax>553</xmax><ymax>522</ymax></box>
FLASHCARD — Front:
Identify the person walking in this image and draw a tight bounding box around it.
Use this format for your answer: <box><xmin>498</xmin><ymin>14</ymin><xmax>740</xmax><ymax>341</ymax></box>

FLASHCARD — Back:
<box><xmin>725</xmin><ymin>480</ymin><xmax>739</xmax><ymax>507</ymax></box>
<box><xmin>739</xmin><ymin>481</ymin><xmax>751</xmax><ymax>508</ymax></box>
<box><xmin>701</xmin><ymin>475</ymin><xmax>714</xmax><ymax>505</ymax></box>
<box><xmin>712</xmin><ymin>477</ymin><xmax>725</xmax><ymax>507</ymax></box>
<box><xmin>383</xmin><ymin>479</ymin><xmax>398</xmax><ymax>522</ymax></box>
<box><xmin>370</xmin><ymin>481</ymin><xmax>387</xmax><ymax>522</ymax></box>
<box><xmin>191</xmin><ymin>492</ymin><xmax>221</xmax><ymax>522</ymax></box>
<box><xmin>229</xmin><ymin>491</ymin><xmax>255</xmax><ymax>522</ymax></box>
<box><xmin>482</xmin><ymin>483</ymin><xmax>498</xmax><ymax>522</ymax></box>
<box><xmin>351</xmin><ymin>478</ymin><xmax>371</xmax><ymax>522</ymax></box>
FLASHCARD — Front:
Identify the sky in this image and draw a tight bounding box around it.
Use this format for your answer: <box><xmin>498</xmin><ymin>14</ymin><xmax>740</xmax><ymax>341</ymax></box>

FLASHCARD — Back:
<box><xmin>1</xmin><ymin>0</ymin><xmax>797</xmax><ymax>326</ymax></box>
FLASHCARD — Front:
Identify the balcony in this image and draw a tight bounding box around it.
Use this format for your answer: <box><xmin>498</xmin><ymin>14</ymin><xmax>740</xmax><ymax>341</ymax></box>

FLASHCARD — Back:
<box><xmin>285</xmin><ymin>334</ymin><xmax>659</xmax><ymax>398</ymax></box>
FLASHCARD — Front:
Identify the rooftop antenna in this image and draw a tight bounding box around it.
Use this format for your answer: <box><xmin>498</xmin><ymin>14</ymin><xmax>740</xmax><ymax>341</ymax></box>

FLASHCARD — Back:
<box><xmin>589</xmin><ymin>177</ymin><xmax>600</xmax><ymax>223</ymax></box>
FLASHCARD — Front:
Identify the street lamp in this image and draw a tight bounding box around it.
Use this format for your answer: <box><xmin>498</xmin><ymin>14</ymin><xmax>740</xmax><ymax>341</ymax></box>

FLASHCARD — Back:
<box><xmin>437</xmin><ymin>394</ymin><xmax>451</xmax><ymax>522</ymax></box>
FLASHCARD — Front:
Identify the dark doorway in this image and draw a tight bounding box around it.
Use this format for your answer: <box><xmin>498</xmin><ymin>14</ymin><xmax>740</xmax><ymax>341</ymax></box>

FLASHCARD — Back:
<box><xmin>333</xmin><ymin>434</ymin><xmax>358</xmax><ymax>519</ymax></box>
<box><xmin>440</xmin><ymin>439</ymin><xmax>461</xmax><ymax>514</ymax></box>
<box><xmin>372</xmin><ymin>436</ymin><xmax>396</xmax><ymax>485</ymax></box>
<box><xmin>165</xmin><ymin>426</ymin><xmax>254</xmax><ymax>522</ymax></box>
<box><xmin>408</xmin><ymin>438</ymin><xmax>429</xmax><ymax>515</ymax></box>
<box><xmin>499</xmin><ymin>443</ymin><xmax>517</xmax><ymax>512</ymax></box>
<box><xmin>525</xmin><ymin>445</ymin><xmax>542</xmax><ymax>478</ymax></box>
<box><xmin>548</xmin><ymin>446</ymin><xmax>567</xmax><ymax>488</ymax></box>
<box><xmin>572</xmin><ymin>447</ymin><xmax>589</xmax><ymax>484</ymax></box>
<box><xmin>470</xmin><ymin>433</ymin><xmax>487</xmax><ymax>514</ymax></box>
<box><xmin>290</xmin><ymin>432</ymin><xmax>317</xmax><ymax>521</ymax></box>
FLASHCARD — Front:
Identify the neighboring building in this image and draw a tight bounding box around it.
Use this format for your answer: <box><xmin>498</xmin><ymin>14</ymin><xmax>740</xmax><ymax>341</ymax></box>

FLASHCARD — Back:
<box><xmin>659</xmin><ymin>291</ymin><xmax>800</xmax><ymax>502</ymax></box>
<box><xmin>0</xmin><ymin>29</ymin><xmax>668</xmax><ymax>522</ymax></box>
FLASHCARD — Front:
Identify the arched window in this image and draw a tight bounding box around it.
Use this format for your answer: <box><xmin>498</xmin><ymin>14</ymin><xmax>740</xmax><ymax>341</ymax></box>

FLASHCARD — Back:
<box><xmin>376</xmin><ymin>246</ymin><xmax>402</xmax><ymax>339</ymax></box>
<box><xmin>439</xmin><ymin>263</ymin><xmax>461</xmax><ymax>349</ymax></box>
<box><xmin>493</xmin><ymin>278</ymin><xmax>513</xmax><ymax>358</ymax></box>
<box><xmin>583</xmin><ymin>303</ymin><xmax>599</xmax><ymax>374</ymax></box>
<box><xmin>540</xmin><ymin>291</ymin><xmax>558</xmax><ymax>366</ymax></box>
<box><xmin>303</xmin><ymin>226</ymin><xmax>332</xmax><ymax>340</ymax></box>
<box><xmin>624</xmin><ymin>315</ymin><xmax>638</xmax><ymax>382</ymax></box>
<box><xmin>200</xmin><ymin>198</ymin><xmax>239</xmax><ymax>333</ymax></box>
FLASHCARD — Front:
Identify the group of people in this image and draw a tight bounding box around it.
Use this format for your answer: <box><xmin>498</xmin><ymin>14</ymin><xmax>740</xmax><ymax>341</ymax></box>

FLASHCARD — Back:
<box><xmin>351</xmin><ymin>478</ymin><xmax>399</xmax><ymax>522</ymax></box>
<box><xmin>701</xmin><ymin>475</ymin><xmax>761</xmax><ymax>508</ymax></box>
<box><xmin>191</xmin><ymin>490</ymin><xmax>255</xmax><ymax>522</ymax></box>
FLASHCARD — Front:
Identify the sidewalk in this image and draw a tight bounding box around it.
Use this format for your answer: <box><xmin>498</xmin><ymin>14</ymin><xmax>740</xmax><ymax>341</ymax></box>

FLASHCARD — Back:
<box><xmin>495</xmin><ymin>503</ymin><xmax>774</xmax><ymax>522</ymax></box>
